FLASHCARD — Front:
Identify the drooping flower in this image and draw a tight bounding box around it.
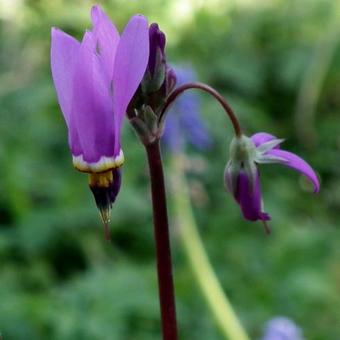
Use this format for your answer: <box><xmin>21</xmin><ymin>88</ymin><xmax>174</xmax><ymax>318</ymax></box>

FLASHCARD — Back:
<box><xmin>51</xmin><ymin>6</ymin><xmax>149</xmax><ymax>238</ymax></box>
<box><xmin>162</xmin><ymin>65</ymin><xmax>212</xmax><ymax>152</ymax></box>
<box><xmin>262</xmin><ymin>316</ymin><xmax>304</xmax><ymax>340</ymax></box>
<box><xmin>224</xmin><ymin>132</ymin><xmax>319</xmax><ymax>232</ymax></box>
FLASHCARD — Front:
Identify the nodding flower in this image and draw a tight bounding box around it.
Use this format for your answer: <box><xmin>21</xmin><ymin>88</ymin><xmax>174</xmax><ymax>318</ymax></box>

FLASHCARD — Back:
<box><xmin>51</xmin><ymin>5</ymin><xmax>149</xmax><ymax>239</ymax></box>
<box><xmin>224</xmin><ymin>132</ymin><xmax>319</xmax><ymax>233</ymax></box>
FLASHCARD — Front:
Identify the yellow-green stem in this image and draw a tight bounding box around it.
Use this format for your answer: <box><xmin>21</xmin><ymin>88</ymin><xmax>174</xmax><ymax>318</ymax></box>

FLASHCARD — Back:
<box><xmin>170</xmin><ymin>155</ymin><xmax>250</xmax><ymax>340</ymax></box>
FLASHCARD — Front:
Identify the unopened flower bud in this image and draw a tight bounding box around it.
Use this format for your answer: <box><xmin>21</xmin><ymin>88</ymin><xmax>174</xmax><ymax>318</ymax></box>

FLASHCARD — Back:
<box><xmin>141</xmin><ymin>23</ymin><xmax>166</xmax><ymax>93</ymax></box>
<box><xmin>128</xmin><ymin>23</ymin><xmax>176</xmax><ymax>145</ymax></box>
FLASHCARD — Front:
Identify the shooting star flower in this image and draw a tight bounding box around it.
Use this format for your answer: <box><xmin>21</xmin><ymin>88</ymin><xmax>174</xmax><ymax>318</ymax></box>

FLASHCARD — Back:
<box><xmin>224</xmin><ymin>132</ymin><xmax>319</xmax><ymax>232</ymax></box>
<box><xmin>51</xmin><ymin>5</ymin><xmax>149</xmax><ymax>239</ymax></box>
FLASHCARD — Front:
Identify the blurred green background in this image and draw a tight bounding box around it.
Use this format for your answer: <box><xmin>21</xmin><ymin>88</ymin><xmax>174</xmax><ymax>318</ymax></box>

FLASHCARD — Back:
<box><xmin>0</xmin><ymin>0</ymin><xmax>339</xmax><ymax>339</ymax></box>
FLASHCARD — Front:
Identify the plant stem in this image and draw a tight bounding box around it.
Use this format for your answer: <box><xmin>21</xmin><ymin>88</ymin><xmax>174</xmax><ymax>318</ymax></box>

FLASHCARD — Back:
<box><xmin>170</xmin><ymin>154</ymin><xmax>250</xmax><ymax>340</ymax></box>
<box><xmin>145</xmin><ymin>141</ymin><xmax>178</xmax><ymax>340</ymax></box>
<box><xmin>160</xmin><ymin>82</ymin><xmax>242</xmax><ymax>137</ymax></box>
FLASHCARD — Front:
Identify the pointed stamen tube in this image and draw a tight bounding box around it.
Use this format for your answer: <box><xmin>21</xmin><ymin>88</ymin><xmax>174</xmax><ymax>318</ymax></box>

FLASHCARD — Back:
<box><xmin>103</xmin><ymin>221</ymin><xmax>111</xmax><ymax>242</ymax></box>
<box><xmin>89</xmin><ymin>168</ymin><xmax>122</xmax><ymax>241</ymax></box>
<box><xmin>262</xmin><ymin>220</ymin><xmax>271</xmax><ymax>235</ymax></box>
<box><xmin>160</xmin><ymin>82</ymin><xmax>242</xmax><ymax>137</ymax></box>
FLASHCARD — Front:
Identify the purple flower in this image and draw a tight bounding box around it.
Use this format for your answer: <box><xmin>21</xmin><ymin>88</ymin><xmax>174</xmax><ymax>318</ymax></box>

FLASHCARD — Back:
<box><xmin>50</xmin><ymin>6</ymin><xmax>149</xmax><ymax>235</ymax></box>
<box><xmin>262</xmin><ymin>317</ymin><xmax>304</xmax><ymax>340</ymax></box>
<box><xmin>162</xmin><ymin>65</ymin><xmax>212</xmax><ymax>152</ymax></box>
<box><xmin>224</xmin><ymin>132</ymin><xmax>319</xmax><ymax>230</ymax></box>
<box><xmin>51</xmin><ymin>5</ymin><xmax>149</xmax><ymax>172</ymax></box>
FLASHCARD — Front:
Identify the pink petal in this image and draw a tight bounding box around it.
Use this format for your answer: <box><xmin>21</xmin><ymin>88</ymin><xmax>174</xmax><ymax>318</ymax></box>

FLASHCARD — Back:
<box><xmin>50</xmin><ymin>27</ymin><xmax>82</xmax><ymax>155</ymax></box>
<box><xmin>112</xmin><ymin>14</ymin><xmax>149</xmax><ymax>153</ymax></box>
<box><xmin>268</xmin><ymin>149</ymin><xmax>320</xmax><ymax>192</ymax></box>
<box><xmin>50</xmin><ymin>27</ymin><xmax>80</xmax><ymax>126</ymax></box>
<box><xmin>251</xmin><ymin>132</ymin><xmax>277</xmax><ymax>147</ymax></box>
<box><xmin>91</xmin><ymin>5</ymin><xmax>120</xmax><ymax>81</ymax></box>
<box><xmin>71</xmin><ymin>32</ymin><xmax>116</xmax><ymax>162</ymax></box>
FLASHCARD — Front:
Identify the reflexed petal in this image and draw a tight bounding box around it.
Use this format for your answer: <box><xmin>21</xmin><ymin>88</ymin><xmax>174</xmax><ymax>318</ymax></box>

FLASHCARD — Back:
<box><xmin>91</xmin><ymin>5</ymin><xmax>120</xmax><ymax>80</ymax></box>
<box><xmin>268</xmin><ymin>149</ymin><xmax>320</xmax><ymax>192</ymax></box>
<box><xmin>72</xmin><ymin>32</ymin><xmax>115</xmax><ymax>162</ymax></box>
<box><xmin>50</xmin><ymin>27</ymin><xmax>80</xmax><ymax>126</ymax></box>
<box><xmin>256</xmin><ymin>138</ymin><xmax>284</xmax><ymax>153</ymax></box>
<box><xmin>256</xmin><ymin>152</ymin><xmax>288</xmax><ymax>164</ymax></box>
<box><xmin>251</xmin><ymin>132</ymin><xmax>278</xmax><ymax>147</ymax></box>
<box><xmin>50</xmin><ymin>27</ymin><xmax>82</xmax><ymax>155</ymax></box>
<box><xmin>112</xmin><ymin>14</ymin><xmax>149</xmax><ymax>153</ymax></box>
<box><xmin>235</xmin><ymin>171</ymin><xmax>270</xmax><ymax>221</ymax></box>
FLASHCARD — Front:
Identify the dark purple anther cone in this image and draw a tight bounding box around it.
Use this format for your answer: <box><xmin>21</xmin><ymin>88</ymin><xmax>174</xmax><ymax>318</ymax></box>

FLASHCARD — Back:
<box><xmin>109</xmin><ymin>168</ymin><xmax>122</xmax><ymax>203</ymax></box>
<box><xmin>89</xmin><ymin>168</ymin><xmax>122</xmax><ymax>228</ymax></box>
<box><xmin>90</xmin><ymin>168</ymin><xmax>121</xmax><ymax>207</ymax></box>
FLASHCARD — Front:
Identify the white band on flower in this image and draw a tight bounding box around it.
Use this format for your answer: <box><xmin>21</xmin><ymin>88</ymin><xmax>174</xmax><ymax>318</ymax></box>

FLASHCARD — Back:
<box><xmin>72</xmin><ymin>149</ymin><xmax>124</xmax><ymax>173</ymax></box>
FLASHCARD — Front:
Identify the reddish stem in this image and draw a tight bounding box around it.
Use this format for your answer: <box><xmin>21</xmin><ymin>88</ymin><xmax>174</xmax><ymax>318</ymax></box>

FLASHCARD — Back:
<box><xmin>160</xmin><ymin>82</ymin><xmax>242</xmax><ymax>137</ymax></box>
<box><xmin>145</xmin><ymin>141</ymin><xmax>178</xmax><ymax>340</ymax></box>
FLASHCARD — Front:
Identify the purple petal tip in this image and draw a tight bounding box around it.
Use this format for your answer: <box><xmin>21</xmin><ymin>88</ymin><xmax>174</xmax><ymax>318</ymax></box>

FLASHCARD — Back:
<box><xmin>131</xmin><ymin>14</ymin><xmax>148</xmax><ymax>24</ymax></box>
<box><xmin>91</xmin><ymin>5</ymin><xmax>100</xmax><ymax>19</ymax></box>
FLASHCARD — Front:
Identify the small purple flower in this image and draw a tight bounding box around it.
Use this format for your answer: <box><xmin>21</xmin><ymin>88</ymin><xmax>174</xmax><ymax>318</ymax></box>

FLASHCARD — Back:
<box><xmin>262</xmin><ymin>316</ymin><xmax>304</xmax><ymax>340</ymax></box>
<box><xmin>224</xmin><ymin>133</ymin><xmax>319</xmax><ymax>230</ymax></box>
<box><xmin>162</xmin><ymin>65</ymin><xmax>212</xmax><ymax>152</ymax></box>
<box><xmin>50</xmin><ymin>6</ymin><xmax>149</xmax><ymax>235</ymax></box>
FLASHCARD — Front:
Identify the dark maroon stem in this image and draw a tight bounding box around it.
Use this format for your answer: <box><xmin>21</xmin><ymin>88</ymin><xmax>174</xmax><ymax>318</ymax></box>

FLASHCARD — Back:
<box><xmin>145</xmin><ymin>141</ymin><xmax>178</xmax><ymax>340</ymax></box>
<box><xmin>160</xmin><ymin>82</ymin><xmax>242</xmax><ymax>137</ymax></box>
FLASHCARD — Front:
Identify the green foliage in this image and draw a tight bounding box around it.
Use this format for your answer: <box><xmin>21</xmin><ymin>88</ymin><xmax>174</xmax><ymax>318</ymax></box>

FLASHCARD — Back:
<box><xmin>0</xmin><ymin>0</ymin><xmax>339</xmax><ymax>338</ymax></box>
